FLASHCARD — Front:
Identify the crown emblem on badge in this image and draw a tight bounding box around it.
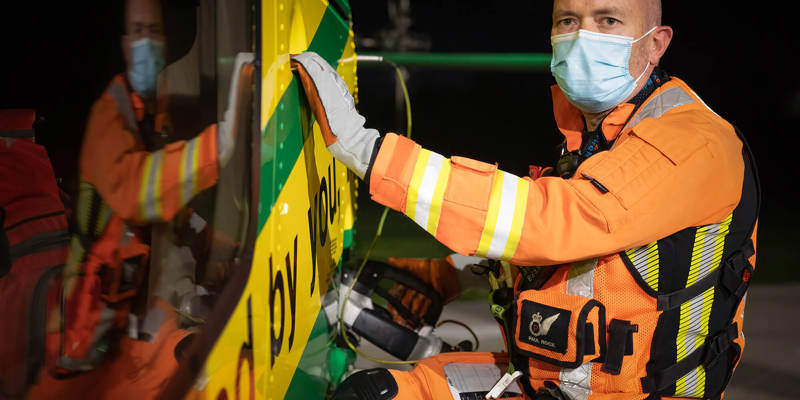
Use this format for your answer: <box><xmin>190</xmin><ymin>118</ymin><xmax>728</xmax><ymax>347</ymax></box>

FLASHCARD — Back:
<box><xmin>529</xmin><ymin>311</ymin><xmax>560</xmax><ymax>337</ymax></box>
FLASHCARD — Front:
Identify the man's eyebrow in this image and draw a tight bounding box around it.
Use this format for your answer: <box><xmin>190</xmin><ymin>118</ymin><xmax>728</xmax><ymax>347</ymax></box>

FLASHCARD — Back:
<box><xmin>592</xmin><ymin>7</ymin><xmax>626</xmax><ymax>17</ymax></box>
<box><xmin>553</xmin><ymin>9</ymin><xmax>579</xmax><ymax>20</ymax></box>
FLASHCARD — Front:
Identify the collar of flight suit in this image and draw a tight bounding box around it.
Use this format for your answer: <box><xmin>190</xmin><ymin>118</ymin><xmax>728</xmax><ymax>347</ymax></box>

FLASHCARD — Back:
<box><xmin>111</xmin><ymin>73</ymin><xmax>169</xmax><ymax>134</ymax></box>
<box><xmin>550</xmin><ymin>85</ymin><xmax>637</xmax><ymax>153</ymax></box>
<box><xmin>551</xmin><ymin>66</ymin><xmax>672</xmax><ymax>153</ymax></box>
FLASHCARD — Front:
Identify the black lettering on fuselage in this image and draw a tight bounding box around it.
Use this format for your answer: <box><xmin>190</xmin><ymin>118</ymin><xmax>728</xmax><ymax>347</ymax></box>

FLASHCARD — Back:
<box><xmin>269</xmin><ymin>255</ymin><xmax>284</xmax><ymax>367</ymax></box>
<box><xmin>268</xmin><ymin>236</ymin><xmax>300</xmax><ymax>367</ymax></box>
<box><xmin>269</xmin><ymin>161</ymin><xmax>345</xmax><ymax>367</ymax></box>
<box><xmin>285</xmin><ymin>236</ymin><xmax>298</xmax><ymax>348</ymax></box>
<box><xmin>306</xmin><ymin>162</ymin><xmax>342</xmax><ymax>296</ymax></box>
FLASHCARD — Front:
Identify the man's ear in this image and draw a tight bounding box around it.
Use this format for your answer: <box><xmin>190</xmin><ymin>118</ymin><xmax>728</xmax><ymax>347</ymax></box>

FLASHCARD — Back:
<box><xmin>649</xmin><ymin>26</ymin><xmax>673</xmax><ymax>66</ymax></box>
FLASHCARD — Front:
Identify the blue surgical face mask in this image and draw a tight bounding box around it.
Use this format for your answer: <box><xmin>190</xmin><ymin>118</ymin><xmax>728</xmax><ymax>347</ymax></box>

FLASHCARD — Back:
<box><xmin>128</xmin><ymin>38</ymin><xmax>165</xmax><ymax>99</ymax></box>
<box><xmin>550</xmin><ymin>27</ymin><xmax>657</xmax><ymax>113</ymax></box>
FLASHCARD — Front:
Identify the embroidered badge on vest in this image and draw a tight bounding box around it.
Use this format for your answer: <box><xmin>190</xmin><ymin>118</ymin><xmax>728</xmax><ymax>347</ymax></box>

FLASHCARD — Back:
<box><xmin>518</xmin><ymin>301</ymin><xmax>571</xmax><ymax>354</ymax></box>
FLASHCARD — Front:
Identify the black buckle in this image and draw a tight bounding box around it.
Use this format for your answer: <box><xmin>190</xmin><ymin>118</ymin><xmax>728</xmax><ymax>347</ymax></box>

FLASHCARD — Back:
<box><xmin>602</xmin><ymin>319</ymin><xmax>638</xmax><ymax>375</ymax></box>
<box><xmin>720</xmin><ymin>248</ymin><xmax>754</xmax><ymax>300</ymax></box>
<box><xmin>703</xmin><ymin>323</ymin><xmax>739</xmax><ymax>371</ymax></box>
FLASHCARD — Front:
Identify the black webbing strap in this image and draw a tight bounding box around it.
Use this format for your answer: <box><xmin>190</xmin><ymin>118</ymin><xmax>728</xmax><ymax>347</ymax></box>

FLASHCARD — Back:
<box><xmin>656</xmin><ymin>240</ymin><xmax>755</xmax><ymax>311</ymax></box>
<box><xmin>640</xmin><ymin>323</ymin><xmax>739</xmax><ymax>393</ymax></box>
<box><xmin>603</xmin><ymin>319</ymin><xmax>638</xmax><ymax>375</ymax></box>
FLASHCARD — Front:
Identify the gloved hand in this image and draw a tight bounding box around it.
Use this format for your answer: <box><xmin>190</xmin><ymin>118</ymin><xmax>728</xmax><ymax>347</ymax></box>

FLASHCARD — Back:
<box><xmin>291</xmin><ymin>52</ymin><xmax>380</xmax><ymax>179</ymax></box>
<box><xmin>385</xmin><ymin>256</ymin><xmax>462</xmax><ymax>329</ymax></box>
<box><xmin>218</xmin><ymin>52</ymin><xmax>255</xmax><ymax>168</ymax></box>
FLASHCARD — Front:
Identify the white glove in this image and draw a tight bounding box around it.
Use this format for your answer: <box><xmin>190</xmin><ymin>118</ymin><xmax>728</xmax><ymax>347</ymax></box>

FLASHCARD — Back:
<box><xmin>218</xmin><ymin>52</ymin><xmax>255</xmax><ymax>168</ymax></box>
<box><xmin>291</xmin><ymin>51</ymin><xmax>380</xmax><ymax>179</ymax></box>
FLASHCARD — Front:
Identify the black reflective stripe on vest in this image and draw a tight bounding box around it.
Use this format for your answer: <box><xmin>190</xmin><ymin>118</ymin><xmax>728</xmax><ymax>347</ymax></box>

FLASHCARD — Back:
<box><xmin>656</xmin><ymin>240</ymin><xmax>755</xmax><ymax>311</ymax></box>
<box><xmin>641</xmin><ymin>323</ymin><xmax>739</xmax><ymax>394</ymax></box>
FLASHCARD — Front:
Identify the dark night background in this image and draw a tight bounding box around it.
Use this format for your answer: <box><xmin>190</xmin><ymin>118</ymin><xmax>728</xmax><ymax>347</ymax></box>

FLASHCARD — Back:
<box><xmin>1</xmin><ymin>1</ymin><xmax>798</xmax><ymax>281</ymax></box>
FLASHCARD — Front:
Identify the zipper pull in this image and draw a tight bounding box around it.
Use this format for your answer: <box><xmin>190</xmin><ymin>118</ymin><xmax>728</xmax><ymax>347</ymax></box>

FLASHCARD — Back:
<box><xmin>485</xmin><ymin>368</ymin><xmax>523</xmax><ymax>399</ymax></box>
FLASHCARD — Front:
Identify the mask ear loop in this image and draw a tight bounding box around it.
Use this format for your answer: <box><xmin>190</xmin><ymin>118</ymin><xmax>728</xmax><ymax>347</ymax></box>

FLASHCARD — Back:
<box><xmin>633</xmin><ymin>26</ymin><xmax>659</xmax><ymax>43</ymax></box>
<box><xmin>630</xmin><ymin>26</ymin><xmax>659</xmax><ymax>84</ymax></box>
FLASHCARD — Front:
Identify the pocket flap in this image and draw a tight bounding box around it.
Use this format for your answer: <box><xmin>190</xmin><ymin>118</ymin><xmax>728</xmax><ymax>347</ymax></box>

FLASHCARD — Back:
<box><xmin>514</xmin><ymin>290</ymin><xmax>606</xmax><ymax>368</ymax></box>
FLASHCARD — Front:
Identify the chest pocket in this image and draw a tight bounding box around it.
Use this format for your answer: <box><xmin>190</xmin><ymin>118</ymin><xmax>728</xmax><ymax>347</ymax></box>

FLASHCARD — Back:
<box><xmin>577</xmin><ymin>116</ymin><xmax>709</xmax><ymax>212</ymax></box>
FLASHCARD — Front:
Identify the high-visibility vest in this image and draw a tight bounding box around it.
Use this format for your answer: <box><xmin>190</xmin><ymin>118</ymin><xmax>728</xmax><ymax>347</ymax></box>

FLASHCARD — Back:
<box><xmin>367</xmin><ymin>77</ymin><xmax>759</xmax><ymax>399</ymax></box>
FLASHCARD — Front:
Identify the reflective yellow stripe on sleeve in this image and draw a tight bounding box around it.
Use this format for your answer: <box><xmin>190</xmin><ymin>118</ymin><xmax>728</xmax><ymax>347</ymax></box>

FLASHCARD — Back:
<box><xmin>180</xmin><ymin>136</ymin><xmax>200</xmax><ymax>206</ymax></box>
<box><xmin>475</xmin><ymin>171</ymin><xmax>527</xmax><ymax>261</ymax></box>
<box><xmin>140</xmin><ymin>149</ymin><xmax>164</xmax><ymax>221</ymax></box>
<box><xmin>405</xmin><ymin>149</ymin><xmax>432</xmax><ymax>221</ymax></box>
<box><xmin>426</xmin><ymin>158</ymin><xmax>451</xmax><ymax>235</ymax></box>
<box><xmin>405</xmin><ymin>149</ymin><xmax>453</xmax><ymax>236</ymax></box>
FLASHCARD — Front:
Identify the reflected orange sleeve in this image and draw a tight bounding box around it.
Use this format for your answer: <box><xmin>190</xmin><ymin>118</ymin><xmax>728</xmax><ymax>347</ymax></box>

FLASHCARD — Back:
<box><xmin>81</xmin><ymin>92</ymin><xmax>218</xmax><ymax>224</ymax></box>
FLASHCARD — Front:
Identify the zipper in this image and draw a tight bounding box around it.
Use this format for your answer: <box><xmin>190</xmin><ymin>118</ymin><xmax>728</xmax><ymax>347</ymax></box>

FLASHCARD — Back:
<box><xmin>9</xmin><ymin>229</ymin><xmax>69</xmax><ymax>262</ymax></box>
<box><xmin>4</xmin><ymin>210</ymin><xmax>65</xmax><ymax>232</ymax></box>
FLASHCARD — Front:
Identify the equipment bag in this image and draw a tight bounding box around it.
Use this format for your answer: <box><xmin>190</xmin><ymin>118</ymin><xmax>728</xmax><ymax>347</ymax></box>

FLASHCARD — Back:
<box><xmin>0</xmin><ymin>116</ymin><xmax>69</xmax><ymax>398</ymax></box>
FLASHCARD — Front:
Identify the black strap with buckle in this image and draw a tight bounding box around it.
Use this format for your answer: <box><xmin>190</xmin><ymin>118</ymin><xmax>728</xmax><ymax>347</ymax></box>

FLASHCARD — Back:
<box><xmin>656</xmin><ymin>240</ymin><xmax>754</xmax><ymax>311</ymax></box>
<box><xmin>640</xmin><ymin>323</ymin><xmax>739</xmax><ymax>393</ymax></box>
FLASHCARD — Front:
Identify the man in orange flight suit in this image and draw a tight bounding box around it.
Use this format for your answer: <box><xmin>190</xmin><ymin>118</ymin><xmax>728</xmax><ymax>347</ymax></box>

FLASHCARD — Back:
<box><xmin>292</xmin><ymin>0</ymin><xmax>759</xmax><ymax>399</ymax></box>
<box><xmin>26</xmin><ymin>0</ymin><xmax>247</xmax><ymax>398</ymax></box>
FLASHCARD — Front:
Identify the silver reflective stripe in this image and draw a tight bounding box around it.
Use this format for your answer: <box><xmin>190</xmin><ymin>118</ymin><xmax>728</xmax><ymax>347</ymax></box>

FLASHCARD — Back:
<box><xmin>624</xmin><ymin>86</ymin><xmax>696</xmax><ymax>131</ymax></box>
<box><xmin>559</xmin><ymin>258</ymin><xmax>597</xmax><ymax>400</ymax></box>
<box><xmin>625</xmin><ymin>241</ymin><xmax>659</xmax><ymax>291</ymax></box>
<box><xmin>559</xmin><ymin>362</ymin><xmax>593</xmax><ymax>400</ymax></box>
<box><xmin>565</xmin><ymin>258</ymin><xmax>596</xmax><ymax>299</ymax></box>
<box><xmin>142</xmin><ymin>149</ymin><xmax>164</xmax><ymax>220</ymax></box>
<box><xmin>106</xmin><ymin>81</ymin><xmax>139</xmax><ymax>134</ymax></box>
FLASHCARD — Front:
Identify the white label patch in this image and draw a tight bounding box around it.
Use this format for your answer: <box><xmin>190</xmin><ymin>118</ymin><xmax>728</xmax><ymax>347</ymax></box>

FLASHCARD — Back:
<box><xmin>443</xmin><ymin>363</ymin><xmax>522</xmax><ymax>400</ymax></box>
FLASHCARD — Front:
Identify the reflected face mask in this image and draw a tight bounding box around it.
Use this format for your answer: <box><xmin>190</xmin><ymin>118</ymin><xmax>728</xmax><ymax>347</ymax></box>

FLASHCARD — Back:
<box><xmin>128</xmin><ymin>38</ymin><xmax>165</xmax><ymax>99</ymax></box>
<box><xmin>550</xmin><ymin>27</ymin><xmax>656</xmax><ymax>113</ymax></box>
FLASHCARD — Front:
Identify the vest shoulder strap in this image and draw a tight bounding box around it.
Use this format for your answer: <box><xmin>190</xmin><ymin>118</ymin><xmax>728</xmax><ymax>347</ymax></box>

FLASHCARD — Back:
<box><xmin>106</xmin><ymin>80</ymin><xmax>141</xmax><ymax>140</ymax></box>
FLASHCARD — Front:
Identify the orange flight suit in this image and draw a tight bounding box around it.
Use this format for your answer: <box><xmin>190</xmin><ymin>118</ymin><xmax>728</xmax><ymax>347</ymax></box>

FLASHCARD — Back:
<box><xmin>365</xmin><ymin>77</ymin><xmax>759</xmax><ymax>400</ymax></box>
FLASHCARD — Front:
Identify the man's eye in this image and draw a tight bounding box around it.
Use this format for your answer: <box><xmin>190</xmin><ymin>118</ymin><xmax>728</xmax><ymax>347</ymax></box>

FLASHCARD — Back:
<box><xmin>603</xmin><ymin>17</ymin><xmax>619</xmax><ymax>26</ymax></box>
<box><xmin>558</xmin><ymin>18</ymin><xmax>576</xmax><ymax>27</ymax></box>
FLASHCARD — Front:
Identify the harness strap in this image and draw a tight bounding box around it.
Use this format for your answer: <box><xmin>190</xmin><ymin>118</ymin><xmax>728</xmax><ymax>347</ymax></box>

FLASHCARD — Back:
<box><xmin>640</xmin><ymin>323</ymin><xmax>739</xmax><ymax>393</ymax></box>
<box><xmin>656</xmin><ymin>239</ymin><xmax>754</xmax><ymax>311</ymax></box>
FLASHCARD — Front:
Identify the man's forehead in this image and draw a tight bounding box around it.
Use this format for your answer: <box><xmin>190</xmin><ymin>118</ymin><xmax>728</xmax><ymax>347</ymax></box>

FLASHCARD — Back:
<box><xmin>553</xmin><ymin>0</ymin><xmax>640</xmax><ymax>17</ymax></box>
<box><xmin>126</xmin><ymin>0</ymin><xmax>162</xmax><ymax>22</ymax></box>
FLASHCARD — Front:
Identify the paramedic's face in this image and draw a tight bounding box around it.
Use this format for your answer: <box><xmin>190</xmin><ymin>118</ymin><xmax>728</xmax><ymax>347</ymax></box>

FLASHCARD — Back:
<box><xmin>551</xmin><ymin>0</ymin><xmax>654</xmax><ymax>96</ymax></box>
<box><xmin>121</xmin><ymin>0</ymin><xmax>165</xmax><ymax>71</ymax></box>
